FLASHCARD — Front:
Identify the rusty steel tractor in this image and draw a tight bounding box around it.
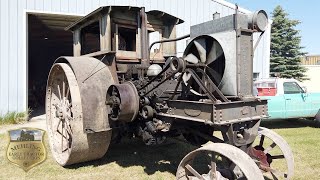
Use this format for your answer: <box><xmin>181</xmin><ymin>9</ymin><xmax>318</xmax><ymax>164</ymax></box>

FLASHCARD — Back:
<box><xmin>46</xmin><ymin>6</ymin><xmax>294</xmax><ymax>179</ymax></box>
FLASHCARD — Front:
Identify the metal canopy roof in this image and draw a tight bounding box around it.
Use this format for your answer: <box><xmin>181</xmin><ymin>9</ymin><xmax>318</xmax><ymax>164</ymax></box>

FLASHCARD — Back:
<box><xmin>65</xmin><ymin>6</ymin><xmax>184</xmax><ymax>31</ymax></box>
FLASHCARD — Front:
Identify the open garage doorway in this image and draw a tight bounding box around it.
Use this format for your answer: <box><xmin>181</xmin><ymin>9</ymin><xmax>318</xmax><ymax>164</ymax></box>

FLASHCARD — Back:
<box><xmin>27</xmin><ymin>13</ymin><xmax>80</xmax><ymax>117</ymax></box>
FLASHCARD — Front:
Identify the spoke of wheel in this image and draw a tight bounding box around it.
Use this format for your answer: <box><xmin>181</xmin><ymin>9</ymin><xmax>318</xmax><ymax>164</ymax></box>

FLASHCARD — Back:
<box><xmin>211</xmin><ymin>155</ymin><xmax>217</xmax><ymax>178</ymax></box>
<box><xmin>62</xmin><ymin>121</ymin><xmax>69</xmax><ymax>152</ymax></box>
<box><xmin>209</xmin><ymin>152</ymin><xmax>217</xmax><ymax>170</ymax></box>
<box><xmin>62</xmin><ymin>81</ymin><xmax>65</xmax><ymax>104</ymax></box>
<box><xmin>185</xmin><ymin>164</ymin><xmax>204</xmax><ymax>180</ymax></box>
<box><xmin>56</xmin><ymin>118</ymin><xmax>62</xmax><ymax>131</ymax></box>
<box><xmin>66</xmin><ymin>114</ymin><xmax>73</xmax><ymax>121</ymax></box>
<box><xmin>61</xmin><ymin>122</ymin><xmax>64</xmax><ymax>152</ymax></box>
<box><xmin>65</xmin><ymin>113</ymin><xmax>73</xmax><ymax>131</ymax></box>
<box><xmin>270</xmin><ymin>155</ymin><xmax>285</xmax><ymax>160</ymax></box>
<box><xmin>66</xmin><ymin>128</ymin><xmax>71</xmax><ymax>145</ymax></box>
<box><xmin>66</xmin><ymin>86</ymin><xmax>70</xmax><ymax>101</ymax></box>
<box><xmin>264</xmin><ymin>142</ymin><xmax>277</xmax><ymax>154</ymax></box>
<box><xmin>57</xmin><ymin>84</ymin><xmax>62</xmax><ymax>101</ymax></box>
<box><xmin>64</xmin><ymin>120</ymin><xmax>73</xmax><ymax>134</ymax></box>
<box><xmin>62</xmin><ymin>136</ymin><xmax>70</xmax><ymax>153</ymax></box>
<box><xmin>269</xmin><ymin>167</ymin><xmax>287</xmax><ymax>179</ymax></box>
<box><xmin>68</xmin><ymin>102</ymin><xmax>71</xmax><ymax>109</ymax></box>
<box><xmin>56</xmin><ymin>128</ymin><xmax>68</xmax><ymax>140</ymax></box>
<box><xmin>259</xmin><ymin>135</ymin><xmax>265</xmax><ymax>147</ymax></box>
<box><xmin>270</xmin><ymin>171</ymin><xmax>279</xmax><ymax>180</ymax></box>
<box><xmin>64</xmin><ymin>121</ymin><xmax>68</xmax><ymax>141</ymax></box>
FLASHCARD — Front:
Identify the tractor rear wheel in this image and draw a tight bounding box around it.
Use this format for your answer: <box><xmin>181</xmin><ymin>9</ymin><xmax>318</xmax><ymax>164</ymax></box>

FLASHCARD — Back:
<box><xmin>46</xmin><ymin>62</ymin><xmax>112</xmax><ymax>166</ymax></box>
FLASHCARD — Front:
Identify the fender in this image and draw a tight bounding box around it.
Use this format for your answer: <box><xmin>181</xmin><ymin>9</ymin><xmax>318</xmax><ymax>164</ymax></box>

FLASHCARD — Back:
<box><xmin>54</xmin><ymin>56</ymin><xmax>116</xmax><ymax>132</ymax></box>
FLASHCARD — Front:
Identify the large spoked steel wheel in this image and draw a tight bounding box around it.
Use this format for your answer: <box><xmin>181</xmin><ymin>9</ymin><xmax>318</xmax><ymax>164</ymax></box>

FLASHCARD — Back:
<box><xmin>176</xmin><ymin>143</ymin><xmax>264</xmax><ymax>180</ymax></box>
<box><xmin>249</xmin><ymin>127</ymin><xmax>294</xmax><ymax>179</ymax></box>
<box><xmin>46</xmin><ymin>63</ymin><xmax>111</xmax><ymax>166</ymax></box>
<box><xmin>46</xmin><ymin>63</ymin><xmax>79</xmax><ymax>165</ymax></box>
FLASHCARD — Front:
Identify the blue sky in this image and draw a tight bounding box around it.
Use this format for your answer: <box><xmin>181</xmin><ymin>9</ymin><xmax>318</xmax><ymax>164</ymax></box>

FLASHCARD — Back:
<box><xmin>227</xmin><ymin>0</ymin><xmax>320</xmax><ymax>55</ymax></box>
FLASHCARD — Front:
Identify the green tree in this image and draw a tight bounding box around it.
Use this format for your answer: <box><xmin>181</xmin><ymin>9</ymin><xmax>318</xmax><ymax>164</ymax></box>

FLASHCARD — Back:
<box><xmin>270</xmin><ymin>5</ymin><xmax>307</xmax><ymax>81</ymax></box>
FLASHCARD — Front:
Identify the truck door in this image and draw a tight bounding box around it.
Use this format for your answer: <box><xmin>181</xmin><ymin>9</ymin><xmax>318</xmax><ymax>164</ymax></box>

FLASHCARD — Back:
<box><xmin>283</xmin><ymin>82</ymin><xmax>308</xmax><ymax>118</ymax></box>
<box><xmin>303</xmin><ymin>92</ymin><xmax>320</xmax><ymax>117</ymax></box>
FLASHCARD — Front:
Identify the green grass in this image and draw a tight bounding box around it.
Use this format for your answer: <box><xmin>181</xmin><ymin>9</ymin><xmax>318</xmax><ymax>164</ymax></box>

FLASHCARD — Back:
<box><xmin>0</xmin><ymin>119</ymin><xmax>320</xmax><ymax>179</ymax></box>
<box><xmin>0</xmin><ymin>110</ymin><xmax>30</xmax><ymax>125</ymax></box>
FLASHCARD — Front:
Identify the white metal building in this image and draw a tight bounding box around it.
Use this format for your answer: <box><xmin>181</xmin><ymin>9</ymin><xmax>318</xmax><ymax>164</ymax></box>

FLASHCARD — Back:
<box><xmin>0</xmin><ymin>0</ymin><xmax>271</xmax><ymax>114</ymax></box>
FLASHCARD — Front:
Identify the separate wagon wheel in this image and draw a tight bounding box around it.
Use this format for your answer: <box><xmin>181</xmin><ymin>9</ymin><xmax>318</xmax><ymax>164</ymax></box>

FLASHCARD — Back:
<box><xmin>46</xmin><ymin>63</ymin><xmax>111</xmax><ymax>166</ymax></box>
<box><xmin>176</xmin><ymin>143</ymin><xmax>264</xmax><ymax>180</ymax></box>
<box><xmin>249</xmin><ymin>127</ymin><xmax>294</xmax><ymax>179</ymax></box>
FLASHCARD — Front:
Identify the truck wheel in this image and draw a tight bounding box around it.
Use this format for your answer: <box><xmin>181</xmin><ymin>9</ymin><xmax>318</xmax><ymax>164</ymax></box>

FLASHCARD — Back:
<box><xmin>315</xmin><ymin>110</ymin><xmax>320</xmax><ymax>126</ymax></box>
<box><xmin>46</xmin><ymin>62</ymin><xmax>113</xmax><ymax>166</ymax></box>
<box><xmin>176</xmin><ymin>143</ymin><xmax>264</xmax><ymax>180</ymax></box>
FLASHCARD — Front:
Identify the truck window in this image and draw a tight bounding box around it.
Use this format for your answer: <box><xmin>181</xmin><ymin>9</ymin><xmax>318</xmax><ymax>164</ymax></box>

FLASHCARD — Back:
<box><xmin>255</xmin><ymin>81</ymin><xmax>276</xmax><ymax>96</ymax></box>
<box><xmin>255</xmin><ymin>82</ymin><xmax>275</xmax><ymax>88</ymax></box>
<box><xmin>283</xmin><ymin>82</ymin><xmax>303</xmax><ymax>94</ymax></box>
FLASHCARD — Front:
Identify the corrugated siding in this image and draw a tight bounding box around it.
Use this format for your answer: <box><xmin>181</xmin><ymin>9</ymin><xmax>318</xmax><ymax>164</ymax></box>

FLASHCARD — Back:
<box><xmin>253</xmin><ymin>23</ymin><xmax>271</xmax><ymax>79</ymax></box>
<box><xmin>301</xmin><ymin>55</ymin><xmax>320</xmax><ymax>65</ymax></box>
<box><xmin>0</xmin><ymin>0</ymin><xmax>270</xmax><ymax>114</ymax></box>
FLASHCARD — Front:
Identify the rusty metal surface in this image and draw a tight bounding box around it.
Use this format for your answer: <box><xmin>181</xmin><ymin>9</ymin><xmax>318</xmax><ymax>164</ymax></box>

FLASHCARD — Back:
<box><xmin>55</xmin><ymin>56</ymin><xmax>115</xmax><ymax>132</ymax></box>
<box><xmin>140</xmin><ymin>7</ymin><xmax>149</xmax><ymax>66</ymax></box>
<box><xmin>237</xmin><ymin>30</ymin><xmax>254</xmax><ymax>99</ymax></box>
<box><xmin>187</xmin><ymin>12</ymin><xmax>267</xmax><ymax>99</ymax></box>
<box><xmin>149</xmin><ymin>34</ymin><xmax>190</xmax><ymax>52</ymax></box>
<box><xmin>107</xmin><ymin>82</ymin><xmax>139</xmax><ymax>122</ymax></box>
<box><xmin>176</xmin><ymin>143</ymin><xmax>264</xmax><ymax>180</ymax></box>
<box><xmin>164</xmin><ymin>99</ymin><xmax>267</xmax><ymax>125</ymax></box>
<box><xmin>190</xmin><ymin>14</ymin><xmax>247</xmax><ymax>38</ymax></box>
<box><xmin>66</xmin><ymin>6</ymin><xmax>183</xmax><ymax>31</ymax></box>
<box><xmin>46</xmin><ymin>63</ymin><xmax>111</xmax><ymax>166</ymax></box>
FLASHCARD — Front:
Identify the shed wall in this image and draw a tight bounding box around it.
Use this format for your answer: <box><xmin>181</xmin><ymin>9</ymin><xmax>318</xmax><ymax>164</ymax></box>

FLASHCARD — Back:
<box><xmin>0</xmin><ymin>0</ymin><xmax>270</xmax><ymax>114</ymax></box>
<box><xmin>301</xmin><ymin>65</ymin><xmax>320</xmax><ymax>92</ymax></box>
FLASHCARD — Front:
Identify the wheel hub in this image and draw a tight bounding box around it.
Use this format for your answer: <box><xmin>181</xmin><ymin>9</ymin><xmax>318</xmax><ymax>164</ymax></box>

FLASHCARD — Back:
<box><xmin>248</xmin><ymin>146</ymin><xmax>271</xmax><ymax>172</ymax></box>
<box><xmin>55</xmin><ymin>100</ymin><xmax>71</xmax><ymax>121</ymax></box>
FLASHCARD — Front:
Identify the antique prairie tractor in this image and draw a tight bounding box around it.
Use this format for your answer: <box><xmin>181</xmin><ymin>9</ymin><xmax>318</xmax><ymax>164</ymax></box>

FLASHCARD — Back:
<box><xmin>46</xmin><ymin>6</ymin><xmax>294</xmax><ymax>179</ymax></box>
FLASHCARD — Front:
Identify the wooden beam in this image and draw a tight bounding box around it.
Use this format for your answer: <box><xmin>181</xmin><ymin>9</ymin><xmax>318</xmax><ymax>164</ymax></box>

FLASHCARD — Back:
<box><xmin>73</xmin><ymin>29</ymin><xmax>81</xmax><ymax>56</ymax></box>
<box><xmin>100</xmin><ymin>13</ymin><xmax>111</xmax><ymax>51</ymax></box>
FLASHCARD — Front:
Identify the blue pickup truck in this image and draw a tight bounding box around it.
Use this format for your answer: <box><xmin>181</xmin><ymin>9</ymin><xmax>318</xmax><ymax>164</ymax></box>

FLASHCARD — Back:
<box><xmin>254</xmin><ymin>78</ymin><xmax>320</xmax><ymax>121</ymax></box>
